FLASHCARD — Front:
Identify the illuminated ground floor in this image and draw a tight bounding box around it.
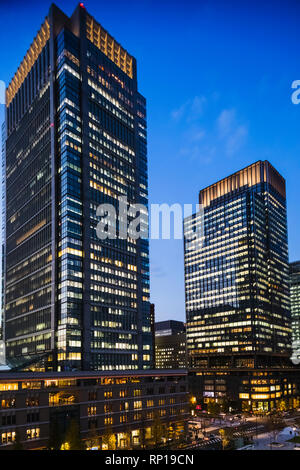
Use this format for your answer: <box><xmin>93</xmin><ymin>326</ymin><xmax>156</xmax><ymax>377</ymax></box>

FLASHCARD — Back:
<box><xmin>85</xmin><ymin>422</ymin><xmax>186</xmax><ymax>450</ymax></box>
<box><xmin>189</xmin><ymin>365</ymin><xmax>300</xmax><ymax>414</ymax></box>
<box><xmin>0</xmin><ymin>369</ymin><xmax>189</xmax><ymax>450</ymax></box>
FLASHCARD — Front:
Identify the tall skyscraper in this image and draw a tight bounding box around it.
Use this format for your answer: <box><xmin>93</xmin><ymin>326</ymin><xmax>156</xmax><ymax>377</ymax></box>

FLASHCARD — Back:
<box><xmin>0</xmin><ymin>122</ymin><xmax>5</xmax><ymax>365</ymax></box>
<box><xmin>150</xmin><ymin>303</ymin><xmax>155</xmax><ymax>368</ymax></box>
<box><xmin>4</xmin><ymin>3</ymin><xmax>151</xmax><ymax>371</ymax></box>
<box><xmin>184</xmin><ymin>161</ymin><xmax>299</xmax><ymax>413</ymax></box>
<box><xmin>290</xmin><ymin>261</ymin><xmax>300</xmax><ymax>347</ymax></box>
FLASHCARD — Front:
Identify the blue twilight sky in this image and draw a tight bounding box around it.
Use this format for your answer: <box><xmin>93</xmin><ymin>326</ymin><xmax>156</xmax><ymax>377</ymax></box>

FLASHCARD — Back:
<box><xmin>1</xmin><ymin>0</ymin><xmax>300</xmax><ymax>323</ymax></box>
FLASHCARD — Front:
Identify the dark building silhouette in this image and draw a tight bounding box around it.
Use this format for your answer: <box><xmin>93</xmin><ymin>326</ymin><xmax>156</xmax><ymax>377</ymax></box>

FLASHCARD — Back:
<box><xmin>155</xmin><ymin>320</ymin><xmax>187</xmax><ymax>369</ymax></box>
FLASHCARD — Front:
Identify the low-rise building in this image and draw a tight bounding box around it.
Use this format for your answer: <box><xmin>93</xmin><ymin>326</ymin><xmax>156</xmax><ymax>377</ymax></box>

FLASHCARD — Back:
<box><xmin>0</xmin><ymin>369</ymin><xmax>188</xmax><ymax>449</ymax></box>
<box><xmin>189</xmin><ymin>367</ymin><xmax>300</xmax><ymax>414</ymax></box>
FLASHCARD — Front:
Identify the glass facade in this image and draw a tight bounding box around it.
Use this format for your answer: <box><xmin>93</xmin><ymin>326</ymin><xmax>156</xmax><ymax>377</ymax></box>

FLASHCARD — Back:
<box><xmin>5</xmin><ymin>29</ymin><xmax>53</xmax><ymax>367</ymax></box>
<box><xmin>56</xmin><ymin>29</ymin><xmax>83</xmax><ymax>370</ymax></box>
<box><xmin>0</xmin><ymin>122</ymin><xmax>5</xmax><ymax>363</ymax></box>
<box><xmin>184</xmin><ymin>161</ymin><xmax>291</xmax><ymax>370</ymax></box>
<box><xmin>4</xmin><ymin>4</ymin><xmax>152</xmax><ymax>371</ymax></box>
<box><xmin>290</xmin><ymin>261</ymin><xmax>300</xmax><ymax>345</ymax></box>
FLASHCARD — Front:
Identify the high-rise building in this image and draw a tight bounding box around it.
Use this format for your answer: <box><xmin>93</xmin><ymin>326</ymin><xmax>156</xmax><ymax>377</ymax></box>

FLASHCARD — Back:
<box><xmin>184</xmin><ymin>161</ymin><xmax>299</xmax><ymax>413</ymax></box>
<box><xmin>4</xmin><ymin>4</ymin><xmax>151</xmax><ymax>372</ymax></box>
<box><xmin>289</xmin><ymin>261</ymin><xmax>300</xmax><ymax>349</ymax></box>
<box><xmin>155</xmin><ymin>320</ymin><xmax>187</xmax><ymax>369</ymax></box>
<box><xmin>1</xmin><ymin>122</ymin><xmax>5</xmax><ymax>366</ymax></box>
<box><xmin>150</xmin><ymin>303</ymin><xmax>155</xmax><ymax>367</ymax></box>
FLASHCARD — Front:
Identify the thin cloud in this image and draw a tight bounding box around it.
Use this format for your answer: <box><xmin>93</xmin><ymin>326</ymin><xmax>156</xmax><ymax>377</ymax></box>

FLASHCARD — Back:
<box><xmin>172</xmin><ymin>98</ymin><xmax>249</xmax><ymax>164</ymax></box>
<box><xmin>151</xmin><ymin>265</ymin><xmax>168</xmax><ymax>278</ymax></box>
<box><xmin>226</xmin><ymin>124</ymin><xmax>248</xmax><ymax>156</ymax></box>
<box><xmin>171</xmin><ymin>95</ymin><xmax>206</xmax><ymax>122</ymax></box>
<box><xmin>217</xmin><ymin>108</ymin><xmax>248</xmax><ymax>156</ymax></box>
<box><xmin>217</xmin><ymin>109</ymin><xmax>235</xmax><ymax>137</ymax></box>
<box><xmin>171</xmin><ymin>103</ymin><xmax>187</xmax><ymax>121</ymax></box>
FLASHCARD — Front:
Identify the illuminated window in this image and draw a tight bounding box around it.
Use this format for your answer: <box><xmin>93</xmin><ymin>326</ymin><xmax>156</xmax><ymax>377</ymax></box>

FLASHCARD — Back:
<box><xmin>26</xmin><ymin>428</ymin><xmax>40</xmax><ymax>440</ymax></box>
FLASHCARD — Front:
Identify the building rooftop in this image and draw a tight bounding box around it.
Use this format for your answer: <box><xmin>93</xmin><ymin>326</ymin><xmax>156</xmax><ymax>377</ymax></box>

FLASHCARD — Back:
<box><xmin>290</xmin><ymin>260</ymin><xmax>300</xmax><ymax>271</ymax></box>
<box><xmin>6</xmin><ymin>3</ymin><xmax>135</xmax><ymax>106</ymax></box>
<box><xmin>155</xmin><ymin>320</ymin><xmax>185</xmax><ymax>336</ymax></box>
<box><xmin>199</xmin><ymin>160</ymin><xmax>286</xmax><ymax>207</ymax></box>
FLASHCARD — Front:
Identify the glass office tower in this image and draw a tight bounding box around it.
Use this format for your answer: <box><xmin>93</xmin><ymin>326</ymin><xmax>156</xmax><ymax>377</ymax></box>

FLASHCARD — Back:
<box><xmin>4</xmin><ymin>4</ymin><xmax>151</xmax><ymax>371</ymax></box>
<box><xmin>184</xmin><ymin>161</ymin><xmax>291</xmax><ymax>369</ymax></box>
<box><xmin>0</xmin><ymin>122</ymin><xmax>5</xmax><ymax>365</ymax></box>
<box><xmin>290</xmin><ymin>261</ymin><xmax>300</xmax><ymax>346</ymax></box>
<box><xmin>184</xmin><ymin>162</ymin><xmax>299</xmax><ymax>413</ymax></box>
